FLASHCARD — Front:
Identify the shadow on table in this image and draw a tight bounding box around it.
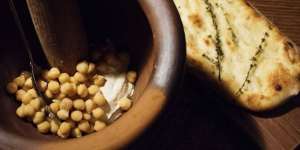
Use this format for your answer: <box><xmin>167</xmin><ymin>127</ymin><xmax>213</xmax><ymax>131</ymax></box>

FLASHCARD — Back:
<box><xmin>126</xmin><ymin>73</ymin><xmax>263</xmax><ymax>150</ymax></box>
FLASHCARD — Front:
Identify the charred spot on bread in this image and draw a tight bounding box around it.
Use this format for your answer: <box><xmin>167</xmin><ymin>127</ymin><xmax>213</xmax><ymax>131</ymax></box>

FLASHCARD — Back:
<box><xmin>189</xmin><ymin>14</ymin><xmax>203</xmax><ymax>29</ymax></box>
<box><xmin>275</xmin><ymin>84</ymin><xmax>282</xmax><ymax>92</ymax></box>
<box><xmin>204</xmin><ymin>38</ymin><xmax>211</xmax><ymax>46</ymax></box>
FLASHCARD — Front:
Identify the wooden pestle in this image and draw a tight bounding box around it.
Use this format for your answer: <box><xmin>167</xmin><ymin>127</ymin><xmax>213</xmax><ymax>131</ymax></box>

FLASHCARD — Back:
<box><xmin>25</xmin><ymin>0</ymin><xmax>88</xmax><ymax>74</ymax></box>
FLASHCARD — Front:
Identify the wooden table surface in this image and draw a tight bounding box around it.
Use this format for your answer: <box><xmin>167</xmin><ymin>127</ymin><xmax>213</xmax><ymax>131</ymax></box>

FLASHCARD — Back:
<box><xmin>128</xmin><ymin>0</ymin><xmax>300</xmax><ymax>150</ymax></box>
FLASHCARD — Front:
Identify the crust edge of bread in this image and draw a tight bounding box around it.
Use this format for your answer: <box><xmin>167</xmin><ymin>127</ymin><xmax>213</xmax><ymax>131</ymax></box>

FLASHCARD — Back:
<box><xmin>180</xmin><ymin>0</ymin><xmax>300</xmax><ymax>111</ymax></box>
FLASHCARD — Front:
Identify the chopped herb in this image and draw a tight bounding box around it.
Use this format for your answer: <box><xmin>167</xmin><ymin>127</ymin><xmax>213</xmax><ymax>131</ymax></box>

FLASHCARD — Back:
<box><xmin>268</xmin><ymin>25</ymin><xmax>273</xmax><ymax>30</ymax></box>
<box><xmin>202</xmin><ymin>54</ymin><xmax>217</xmax><ymax>65</ymax></box>
<box><xmin>205</xmin><ymin>0</ymin><xmax>224</xmax><ymax>81</ymax></box>
<box><xmin>236</xmin><ymin>32</ymin><xmax>269</xmax><ymax>95</ymax></box>
<box><xmin>219</xmin><ymin>5</ymin><xmax>238</xmax><ymax>46</ymax></box>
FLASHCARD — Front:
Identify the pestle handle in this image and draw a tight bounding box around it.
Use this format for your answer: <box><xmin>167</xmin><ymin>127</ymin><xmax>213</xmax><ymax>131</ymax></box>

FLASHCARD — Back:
<box><xmin>26</xmin><ymin>0</ymin><xmax>88</xmax><ymax>74</ymax></box>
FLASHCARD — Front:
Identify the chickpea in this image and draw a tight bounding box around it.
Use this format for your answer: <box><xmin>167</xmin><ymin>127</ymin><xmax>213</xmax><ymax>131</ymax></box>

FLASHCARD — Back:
<box><xmin>50</xmin><ymin>102</ymin><xmax>60</xmax><ymax>113</ymax></box>
<box><xmin>60</xmin><ymin>98</ymin><xmax>73</xmax><ymax>110</ymax></box>
<box><xmin>24</xmin><ymin>77</ymin><xmax>33</xmax><ymax>89</ymax></box>
<box><xmin>23</xmin><ymin>105</ymin><xmax>35</xmax><ymax>117</ymax></box>
<box><xmin>70</xmin><ymin>83</ymin><xmax>77</xmax><ymax>96</ymax></box>
<box><xmin>16</xmin><ymin>105</ymin><xmax>26</xmax><ymax>118</ymax></box>
<box><xmin>83</xmin><ymin>113</ymin><xmax>91</xmax><ymax>121</ymax></box>
<box><xmin>76</xmin><ymin>61</ymin><xmax>89</xmax><ymax>74</ymax></box>
<box><xmin>93</xmin><ymin>93</ymin><xmax>106</xmax><ymax>106</ymax></box>
<box><xmin>72</xmin><ymin>128</ymin><xmax>82</xmax><ymax>138</ymax></box>
<box><xmin>47</xmin><ymin>67</ymin><xmax>60</xmax><ymax>80</ymax></box>
<box><xmin>6</xmin><ymin>82</ymin><xmax>18</xmax><ymax>94</ymax></box>
<box><xmin>56</xmin><ymin>93</ymin><xmax>66</xmax><ymax>99</ymax></box>
<box><xmin>60</xmin><ymin>82</ymin><xmax>72</xmax><ymax>94</ymax></box>
<box><xmin>38</xmin><ymin>80</ymin><xmax>47</xmax><ymax>91</ymax></box>
<box><xmin>50</xmin><ymin>120</ymin><xmax>60</xmax><ymax>134</ymax></box>
<box><xmin>58</xmin><ymin>73</ymin><xmax>70</xmax><ymax>84</ymax></box>
<box><xmin>78</xmin><ymin>121</ymin><xmax>90</xmax><ymax>133</ymax></box>
<box><xmin>57</xmin><ymin>130</ymin><xmax>70</xmax><ymax>139</ymax></box>
<box><xmin>27</xmin><ymin>89</ymin><xmax>38</xmax><ymax>98</ymax></box>
<box><xmin>118</xmin><ymin>97</ymin><xmax>132</xmax><ymax>111</ymax></box>
<box><xmin>37</xmin><ymin>121</ymin><xmax>50</xmax><ymax>133</ymax></box>
<box><xmin>30</xmin><ymin>98</ymin><xmax>41</xmax><ymax>111</ymax></box>
<box><xmin>62</xmin><ymin>83</ymin><xmax>77</xmax><ymax>97</ymax></box>
<box><xmin>41</xmin><ymin>71</ymin><xmax>49</xmax><ymax>81</ymax></box>
<box><xmin>57</xmin><ymin>122</ymin><xmax>72</xmax><ymax>138</ymax></box>
<box><xmin>52</xmin><ymin>99</ymin><xmax>61</xmax><ymax>103</ymax></box>
<box><xmin>85</xmin><ymin>99</ymin><xmax>95</xmax><ymax>113</ymax></box>
<box><xmin>21</xmin><ymin>92</ymin><xmax>33</xmax><ymax>104</ymax></box>
<box><xmin>77</xmin><ymin>84</ymin><xmax>88</xmax><ymax>98</ymax></box>
<box><xmin>16</xmin><ymin>89</ymin><xmax>26</xmax><ymax>101</ymax></box>
<box><xmin>13</xmin><ymin>75</ymin><xmax>25</xmax><ymax>88</ymax></box>
<box><xmin>73</xmin><ymin>72</ymin><xmax>87</xmax><ymax>83</ymax></box>
<box><xmin>33</xmin><ymin>111</ymin><xmax>45</xmax><ymax>124</ymax></box>
<box><xmin>40</xmin><ymin>107</ymin><xmax>46</xmax><ymax>112</ymax></box>
<box><xmin>71</xmin><ymin>111</ymin><xmax>83</xmax><ymax>122</ymax></box>
<box><xmin>88</xmin><ymin>63</ymin><xmax>96</xmax><ymax>74</ymax></box>
<box><xmin>21</xmin><ymin>71</ymin><xmax>31</xmax><ymax>79</ymax></box>
<box><xmin>57</xmin><ymin>109</ymin><xmax>69</xmax><ymax>120</ymax></box>
<box><xmin>93</xmin><ymin>75</ymin><xmax>106</xmax><ymax>86</ymax></box>
<box><xmin>45</xmin><ymin>90</ymin><xmax>54</xmax><ymax>99</ymax></box>
<box><xmin>88</xmin><ymin>85</ymin><xmax>99</xmax><ymax>95</ymax></box>
<box><xmin>126</xmin><ymin>71</ymin><xmax>137</xmax><ymax>83</ymax></box>
<box><xmin>94</xmin><ymin>121</ymin><xmax>106</xmax><ymax>131</ymax></box>
<box><xmin>66</xmin><ymin>120</ymin><xmax>76</xmax><ymax>128</ymax></box>
<box><xmin>73</xmin><ymin>99</ymin><xmax>85</xmax><ymax>110</ymax></box>
<box><xmin>92</xmin><ymin>108</ymin><xmax>104</xmax><ymax>120</ymax></box>
<box><xmin>48</xmin><ymin>81</ymin><xmax>60</xmax><ymax>94</ymax></box>
<box><xmin>70</xmin><ymin>77</ymin><xmax>78</xmax><ymax>85</ymax></box>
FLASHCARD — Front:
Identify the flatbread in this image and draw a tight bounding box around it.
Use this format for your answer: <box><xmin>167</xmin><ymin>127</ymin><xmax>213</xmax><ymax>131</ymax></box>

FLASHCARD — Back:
<box><xmin>174</xmin><ymin>0</ymin><xmax>300</xmax><ymax>111</ymax></box>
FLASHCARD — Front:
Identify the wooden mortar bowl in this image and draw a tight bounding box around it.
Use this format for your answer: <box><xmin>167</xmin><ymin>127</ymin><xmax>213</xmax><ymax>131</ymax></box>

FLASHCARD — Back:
<box><xmin>0</xmin><ymin>0</ymin><xmax>185</xmax><ymax>149</ymax></box>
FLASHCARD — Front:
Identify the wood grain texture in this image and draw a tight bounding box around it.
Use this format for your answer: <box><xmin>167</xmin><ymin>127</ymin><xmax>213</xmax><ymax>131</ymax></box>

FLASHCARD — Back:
<box><xmin>251</xmin><ymin>0</ymin><xmax>300</xmax><ymax>45</ymax></box>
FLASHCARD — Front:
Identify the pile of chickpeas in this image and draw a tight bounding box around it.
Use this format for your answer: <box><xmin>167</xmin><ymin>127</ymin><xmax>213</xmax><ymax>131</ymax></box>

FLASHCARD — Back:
<box><xmin>6</xmin><ymin>52</ymin><xmax>137</xmax><ymax>138</ymax></box>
